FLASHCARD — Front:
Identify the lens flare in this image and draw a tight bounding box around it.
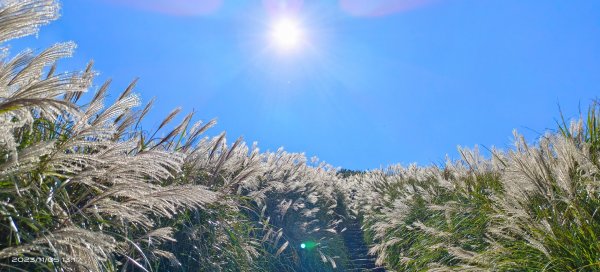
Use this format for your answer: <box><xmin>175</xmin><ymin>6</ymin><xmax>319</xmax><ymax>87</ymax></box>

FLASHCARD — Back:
<box><xmin>104</xmin><ymin>0</ymin><xmax>223</xmax><ymax>16</ymax></box>
<box><xmin>339</xmin><ymin>0</ymin><xmax>433</xmax><ymax>17</ymax></box>
<box><xmin>263</xmin><ymin>0</ymin><xmax>304</xmax><ymax>15</ymax></box>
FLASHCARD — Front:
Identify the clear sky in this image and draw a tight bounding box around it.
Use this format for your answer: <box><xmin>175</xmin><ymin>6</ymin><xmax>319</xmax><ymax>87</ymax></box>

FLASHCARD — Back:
<box><xmin>10</xmin><ymin>0</ymin><xmax>600</xmax><ymax>170</ymax></box>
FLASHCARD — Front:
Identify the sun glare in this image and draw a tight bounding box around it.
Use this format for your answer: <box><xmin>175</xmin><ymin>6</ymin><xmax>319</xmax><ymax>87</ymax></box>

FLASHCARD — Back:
<box><xmin>269</xmin><ymin>17</ymin><xmax>304</xmax><ymax>52</ymax></box>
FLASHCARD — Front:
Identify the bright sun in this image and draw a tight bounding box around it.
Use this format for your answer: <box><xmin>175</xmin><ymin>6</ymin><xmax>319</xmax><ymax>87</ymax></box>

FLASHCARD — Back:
<box><xmin>269</xmin><ymin>17</ymin><xmax>304</xmax><ymax>51</ymax></box>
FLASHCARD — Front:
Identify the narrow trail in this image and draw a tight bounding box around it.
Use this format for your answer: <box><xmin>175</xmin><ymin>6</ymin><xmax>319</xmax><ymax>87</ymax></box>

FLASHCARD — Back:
<box><xmin>340</xmin><ymin>218</ymin><xmax>385</xmax><ymax>272</ymax></box>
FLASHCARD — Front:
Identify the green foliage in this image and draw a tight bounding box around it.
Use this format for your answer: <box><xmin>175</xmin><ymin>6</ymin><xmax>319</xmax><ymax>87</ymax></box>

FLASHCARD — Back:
<box><xmin>349</xmin><ymin>105</ymin><xmax>600</xmax><ymax>271</ymax></box>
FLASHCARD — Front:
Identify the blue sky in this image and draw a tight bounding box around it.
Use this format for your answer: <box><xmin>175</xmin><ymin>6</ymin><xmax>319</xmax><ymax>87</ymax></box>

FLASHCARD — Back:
<box><xmin>10</xmin><ymin>0</ymin><xmax>600</xmax><ymax>169</ymax></box>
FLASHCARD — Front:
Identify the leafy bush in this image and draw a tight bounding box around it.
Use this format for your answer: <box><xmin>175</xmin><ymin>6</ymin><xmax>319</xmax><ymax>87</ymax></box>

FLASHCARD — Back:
<box><xmin>346</xmin><ymin>108</ymin><xmax>600</xmax><ymax>271</ymax></box>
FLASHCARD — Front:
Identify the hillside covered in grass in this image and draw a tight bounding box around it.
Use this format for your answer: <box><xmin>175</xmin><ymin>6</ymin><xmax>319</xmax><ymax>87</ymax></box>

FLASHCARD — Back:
<box><xmin>1</xmin><ymin>1</ymin><xmax>599</xmax><ymax>271</ymax></box>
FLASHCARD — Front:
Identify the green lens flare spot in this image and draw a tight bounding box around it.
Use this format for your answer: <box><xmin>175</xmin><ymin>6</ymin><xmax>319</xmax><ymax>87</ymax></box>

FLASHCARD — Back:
<box><xmin>300</xmin><ymin>241</ymin><xmax>316</xmax><ymax>250</ymax></box>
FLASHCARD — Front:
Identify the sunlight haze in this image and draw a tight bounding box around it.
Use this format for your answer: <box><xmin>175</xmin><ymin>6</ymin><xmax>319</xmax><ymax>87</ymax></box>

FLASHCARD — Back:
<box><xmin>12</xmin><ymin>0</ymin><xmax>600</xmax><ymax>170</ymax></box>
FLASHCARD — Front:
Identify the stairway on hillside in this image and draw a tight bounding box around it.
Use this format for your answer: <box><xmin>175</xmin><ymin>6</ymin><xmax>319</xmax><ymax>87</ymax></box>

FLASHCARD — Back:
<box><xmin>341</xmin><ymin>220</ymin><xmax>385</xmax><ymax>272</ymax></box>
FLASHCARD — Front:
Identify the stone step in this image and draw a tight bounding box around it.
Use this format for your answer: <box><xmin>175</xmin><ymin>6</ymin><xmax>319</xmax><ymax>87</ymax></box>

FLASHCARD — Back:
<box><xmin>341</xmin><ymin>218</ymin><xmax>382</xmax><ymax>271</ymax></box>
<box><xmin>344</xmin><ymin>228</ymin><xmax>362</xmax><ymax>232</ymax></box>
<box><xmin>345</xmin><ymin>243</ymin><xmax>369</xmax><ymax>248</ymax></box>
<box><xmin>347</xmin><ymin>249</ymin><xmax>369</xmax><ymax>255</ymax></box>
<box><xmin>345</xmin><ymin>267</ymin><xmax>386</xmax><ymax>272</ymax></box>
<box><xmin>346</xmin><ymin>247</ymin><xmax>368</xmax><ymax>251</ymax></box>
<box><xmin>351</xmin><ymin>258</ymin><xmax>377</xmax><ymax>265</ymax></box>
